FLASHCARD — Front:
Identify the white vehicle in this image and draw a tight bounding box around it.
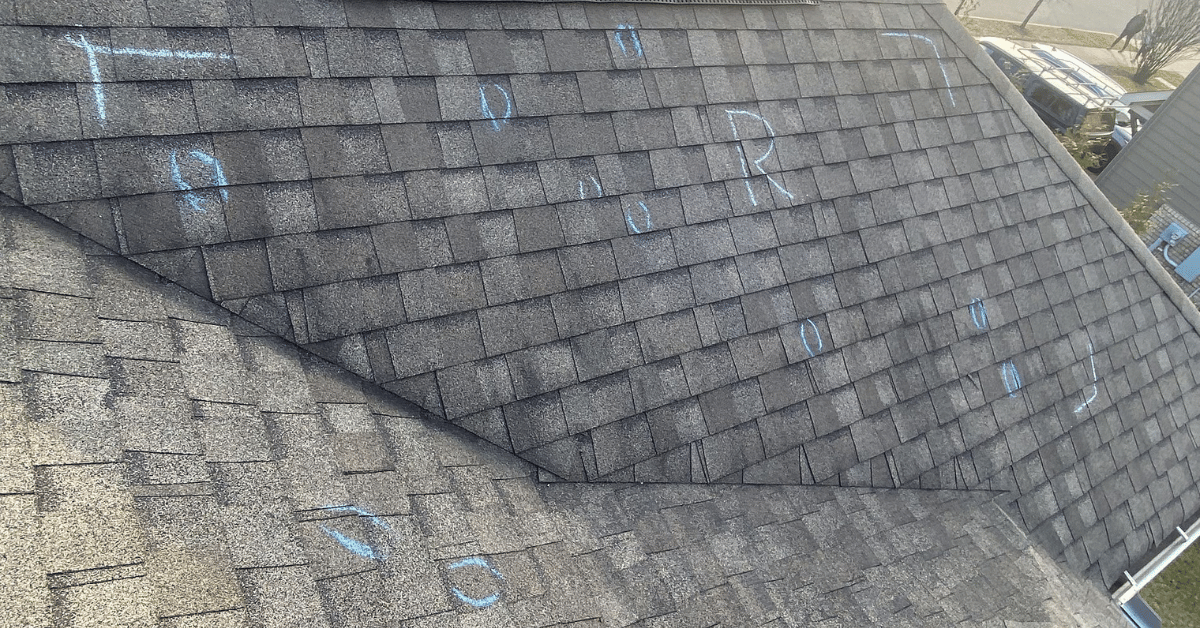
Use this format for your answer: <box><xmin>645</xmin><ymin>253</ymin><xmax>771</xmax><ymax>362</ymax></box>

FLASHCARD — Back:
<box><xmin>978</xmin><ymin>37</ymin><xmax>1130</xmax><ymax>138</ymax></box>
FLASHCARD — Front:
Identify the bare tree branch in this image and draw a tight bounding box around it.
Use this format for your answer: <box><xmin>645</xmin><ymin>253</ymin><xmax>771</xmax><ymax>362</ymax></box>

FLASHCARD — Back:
<box><xmin>1134</xmin><ymin>0</ymin><xmax>1200</xmax><ymax>83</ymax></box>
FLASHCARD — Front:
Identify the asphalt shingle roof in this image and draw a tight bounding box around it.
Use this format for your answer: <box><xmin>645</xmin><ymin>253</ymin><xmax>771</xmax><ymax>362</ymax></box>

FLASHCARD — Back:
<box><xmin>0</xmin><ymin>204</ymin><xmax>1126</xmax><ymax>624</ymax></box>
<box><xmin>2</xmin><ymin>0</ymin><xmax>1200</xmax><ymax>622</ymax></box>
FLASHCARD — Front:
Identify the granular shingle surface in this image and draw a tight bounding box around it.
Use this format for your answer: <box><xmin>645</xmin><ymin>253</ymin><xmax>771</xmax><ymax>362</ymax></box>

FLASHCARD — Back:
<box><xmin>2</xmin><ymin>0</ymin><xmax>1200</xmax><ymax>621</ymax></box>
<box><xmin>0</xmin><ymin>204</ymin><xmax>1129</xmax><ymax>624</ymax></box>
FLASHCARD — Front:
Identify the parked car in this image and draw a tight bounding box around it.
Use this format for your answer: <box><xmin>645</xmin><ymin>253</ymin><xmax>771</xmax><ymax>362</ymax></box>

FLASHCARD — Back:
<box><xmin>978</xmin><ymin>37</ymin><xmax>1131</xmax><ymax>170</ymax></box>
<box><xmin>978</xmin><ymin>38</ymin><xmax>1129</xmax><ymax>133</ymax></box>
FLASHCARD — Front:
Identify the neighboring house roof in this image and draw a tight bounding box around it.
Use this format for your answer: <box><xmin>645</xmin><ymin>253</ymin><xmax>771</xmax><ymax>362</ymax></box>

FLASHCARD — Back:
<box><xmin>1</xmin><ymin>0</ymin><xmax>1199</xmax><ymax>623</ymax></box>
<box><xmin>1118</xmin><ymin>89</ymin><xmax>1173</xmax><ymax>124</ymax></box>
<box><xmin>1098</xmin><ymin>65</ymin><xmax>1200</xmax><ymax>223</ymax></box>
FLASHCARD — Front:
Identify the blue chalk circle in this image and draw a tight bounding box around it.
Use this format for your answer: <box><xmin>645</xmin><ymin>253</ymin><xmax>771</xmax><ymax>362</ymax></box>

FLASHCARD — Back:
<box><xmin>725</xmin><ymin>110</ymin><xmax>795</xmax><ymax>207</ymax></box>
<box><xmin>1074</xmin><ymin>340</ymin><xmax>1099</xmax><ymax>413</ymax></box>
<box><xmin>318</xmin><ymin>505</ymin><xmax>393</xmax><ymax>561</ymax></box>
<box><xmin>169</xmin><ymin>149</ymin><xmax>229</xmax><ymax>212</ymax></box>
<box><xmin>881</xmin><ymin>32</ymin><xmax>956</xmax><ymax>107</ymax></box>
<box><xmin>625</xmin><ymin>201</ymin><xmax>653</xmax><ymax>234</ymax></box>
<box><xmin>448</xmin><ymin>556</ymin><xmax>505</xmax><ymax>608</ymax></box>
<box><xmin>613</xmin><ymin>25</ymin><xmax>644</xmax><ymax>58</ymax></box>
<box><xmin>64</xmin><ymin>34</ymin><xmax>232</xmax><ymax>123</ymax></box>
<box><xmin>1000</xmin><ymin>360</ymin><xmax>1022</xmax><ymax>397</ymax></box>
<box><xmin>968</xmin><ymin>298</ymin><xmax>989</xmax><ymax>330</ymax></box>
<box><xmin>578</xmin><ymin>175</ymin><xmax>603</xmax><ymax>200</ymax></box>
<box><xmin>800</xmin><ymin>318</ymin><xmax>823</xmax><ymax>357</ymax></box>
<box><xmin>478</xmin><ymin>82</ymin><xmax>513</xmax><ymax>131</ymax></box>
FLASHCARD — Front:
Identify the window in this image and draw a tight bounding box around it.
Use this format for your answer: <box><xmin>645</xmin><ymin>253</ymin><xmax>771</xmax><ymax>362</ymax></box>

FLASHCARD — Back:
<box><xmin>1028</xmin><ymin>82</ymin><xmax>1080</xmax><ymax>128</ymax></box>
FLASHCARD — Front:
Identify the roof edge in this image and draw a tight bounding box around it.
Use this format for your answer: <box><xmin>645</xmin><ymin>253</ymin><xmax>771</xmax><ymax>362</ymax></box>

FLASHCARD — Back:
<box><xmin>928</xmin><ymin>4</ymin><xmax>1200</xmax><ymax>338</ymax></box>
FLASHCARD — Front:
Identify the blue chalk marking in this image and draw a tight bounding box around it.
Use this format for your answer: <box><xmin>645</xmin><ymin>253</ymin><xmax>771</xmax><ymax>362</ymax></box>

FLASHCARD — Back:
<box><xmin>188</xmin><ymin>150</ymin><xmax>229</xmax><ymax>200</ymax></box>
<box><xmin>1074</xmin><ymin>340</ymin><xmax>1099</xmax><ymax>413</ymax></box>
<box><xmin>969</xmin><ymin>298</ymin><xmax>989</xmax><ymax>330</ymax></box>
<box><xmin>578</xmin><ymin>175</ymin><xmax>603</xmax><ymax>200</ymax></box>
<box><xmin>799</xmin><ymin>318</ymin><xmax>823</xmax><ymax>357</ymax></box>
<box><xmin>733</xmin><ymin>144</ymin><xmax>756</xmax><ymax>206</ymax></box>
<box><xmin>1000</xmin><ymin>360</ymin><xmax>1022</xmax><ymax>397</ymax></box>
<box><xmin>102</xmin><ymin>46</ymin><xmax>230</xmax><ymax>60</ymax></box>
<box><xmin>613</xmin><ymin>25</ymin><xmax>644</xmax><ymax>58</ymax></box>
<box><xmin>318</xmin><ymin>505</ymin><xmax>393</xmax><ymax>561</ymax></box>
<box><xmin>169</xmin><ymin>149</ymin><xmax>229</xmax><ymax>212</ymax></box>
<box><xmin>320</xmin><ymin>526</ymin><xmax>380</xmax><ymax>560</ymax></box>
<box><xmin>625</xmin><ymin>201</ymin><xmax>653</xmax><ymax>234</ymax></box>
<box><xmin>64</xmin><ymin>35</ymin><xmax>233</xmax><ymax>123</ymax></box>
<box><xmin>448</xmin><ymin>556</ymin><xmax>505</xmax><ymax>608</ymax></box>
<box><xmin>64</xmin><ymin>35</ymin><xmax>107</xmax><ymax>122</ymax></box>
<box><xmin>881</xmin><ymin>32</ymin><xmax>956</xmax><ymax>107</ymax></box>
<box><xmin>725</xmin><ymin>110</ymin><xmax>795</xmax><ymax>206</ymax></box>
<box><xmin>478</xmin><ymin>83</ymin><xmax>512</xmax><ymax>131</ymax></box>
<box><xmin>168</xmin><ymin>152</ymin><xmax>198</xmax><ymax>211</ymax></box>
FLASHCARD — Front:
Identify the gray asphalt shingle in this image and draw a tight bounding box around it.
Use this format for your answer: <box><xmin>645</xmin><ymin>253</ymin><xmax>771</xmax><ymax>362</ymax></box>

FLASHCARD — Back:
<box><xmin>3</xmin><ymin>0</ymin><xmax>1200</xmax><ymax>620</ymax></box>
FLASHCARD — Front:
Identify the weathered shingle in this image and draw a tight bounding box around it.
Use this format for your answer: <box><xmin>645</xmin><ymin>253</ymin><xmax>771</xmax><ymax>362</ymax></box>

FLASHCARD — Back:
<box><xmin>3</xmin><ymin>0</ymin><xmax>1200</xmax><ymax>618</ymax></box>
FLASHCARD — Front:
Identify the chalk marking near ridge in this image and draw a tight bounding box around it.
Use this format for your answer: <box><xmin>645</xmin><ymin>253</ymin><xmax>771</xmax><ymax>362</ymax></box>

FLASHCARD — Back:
<box><xmin>578</xmin><ymin>175</ymin><xmax>603</xmax><ymax>200</ymax></box>
<box><xmin>170</xmin><ymin>149</ymin><xmax>228</xmax><ymax>212</ymax></box>
<box><xmin>318</xmin><ymin>505</ymin><xmax>392</xmax><ymax>561</ymax></box>
<box><xmin>881</xmin><ymin>32</ymin><xmax>956</xmax><ymax>107</ymax></box>
<box><xmin>969</xmin><ymin>298</ymin><xmax>989</xmax><ymax>330</ymax></box>
<box><xmin>64</xmin><ymin>34</ymin><xmax>233</xmax><ymax>123</ymax></box>
<box><xmin>800</xmin><ymin>318</ymin><xmax>823</xmax><ymax>357</ymax></box>
<box><xmin>725</xmin><ymin>110</ymin><xmax>795</xmax><ymax>206</ymax></box>
<box><xmin>1000</xmin><ymin>360</ymin><xmax>1022</xmax><ymax>397</ymax></box>
<box><xmin>448</xmin><ymin>556</ymin><xmax>505</xmax><ymax>608</ymax></box>
<box><xmin>479</xmin><ymin>82</ymin><xmax>513</xmax><ymax>131</ymax></box>
<box><xmin>613</xmin><ymin>25</ymin><xmax>644</xmax><ymax>58</ymax></box>
<box><xmin>1074</xmin><ymin>340</ymin><xmax>1099</xmax><ymax>413</ymax></box>
<box><xmin>625</xmin><ymin>201</ymin><xmax>653</xmax><ymax>234</ymax></box>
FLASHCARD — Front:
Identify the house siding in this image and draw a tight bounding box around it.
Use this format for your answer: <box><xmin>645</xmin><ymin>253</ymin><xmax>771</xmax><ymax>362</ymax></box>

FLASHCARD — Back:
<box><xmin>1098</xmin><ymin>66</ymin><xmax>1200</xmax><ymax>222</ymax></box>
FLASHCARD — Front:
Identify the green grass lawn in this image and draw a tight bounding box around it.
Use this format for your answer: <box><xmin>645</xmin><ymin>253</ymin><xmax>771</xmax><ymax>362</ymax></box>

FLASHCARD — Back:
<box><xmin>1140</xmin><ymin>540</ymin><xmax>1200</xmax><ymax>627</ymax></box>
<box><xmin>1092</xmin><ymin>64</ymin><xmax>1187</xmax><ymax>92</ymax></box>
<box><xmin>960</xmin><ymin>17</ymin><xmax>1112</xmax><ymax>48</ymax></box>
<box><xmin>960</xmin><ymin>17</ymin><xmax>1187</xmax><ymax>92</ymax></box>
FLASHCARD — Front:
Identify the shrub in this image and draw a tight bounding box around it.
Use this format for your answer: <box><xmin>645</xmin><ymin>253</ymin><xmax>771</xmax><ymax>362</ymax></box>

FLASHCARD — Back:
<box><xmin>1120</xmin><ymin>180</ymin><xmax>1176</xmax><ymax>235</ymax></box>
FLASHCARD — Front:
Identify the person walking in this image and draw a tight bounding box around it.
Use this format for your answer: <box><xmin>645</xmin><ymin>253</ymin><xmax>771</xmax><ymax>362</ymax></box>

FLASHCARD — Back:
<box><xmin>1110</xmin><ymin>9</ymin><xmax>1149</xmax><ymax>52</ymax></box>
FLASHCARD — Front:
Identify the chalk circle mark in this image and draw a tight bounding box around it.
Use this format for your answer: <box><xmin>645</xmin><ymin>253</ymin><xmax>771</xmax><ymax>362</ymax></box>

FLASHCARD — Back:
<box><xmin>1000</xmin><ymin>360</ymin><xmax>1022</xmax><ymax>398</ymax></box>
<box><xmin>800</xmin><ymin>318</ymin><xmax>824</xmax><ymax>357</ymax></box>
<box><xmin>318</xmin><ymin>505</ymin><xmax>392</xmax><ymax>561</ymax></box>
<box><xmin>625</xmin><ymin>201</ymin><xmax>653</xmax><ymax>234</ymax></box>
<box><xmin>578</xmin><ymin>175</ymin><xmax>603</xmax><ymax>200</ymax></box>
<box><xmin>613</xmin><ymin>25</ymin><xmax>644</xmax><ymax>58</ymax></box>
<box><xmin>968</xmin><ymin>298</ymin><xmax>989</xmax><ymax>330</ymax></box>
<box><xmin>725</xmin><ymin>110</ymin><xmax>795</xmax><ymax>207</ymax></box>
<box><xmin>479</xmin><ymin>82</ymin><xmax>513</xmax><ymax>132</ymax></box>
<box><xmin>448</xmin><ymin>556</ymin><xmax>505</xmax><ymax>608</ymax></box>
<box><xmin>170</xmin><ymin>149</ymin><xmax>229</xmax><ymax>213</ymax></box>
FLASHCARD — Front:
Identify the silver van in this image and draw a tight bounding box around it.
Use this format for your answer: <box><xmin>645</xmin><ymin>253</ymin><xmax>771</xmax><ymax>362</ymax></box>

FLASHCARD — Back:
<box><xmin>978</xmin><ymin>37</ymin><xmax>1128</xmax><ymax>138</ymax></box>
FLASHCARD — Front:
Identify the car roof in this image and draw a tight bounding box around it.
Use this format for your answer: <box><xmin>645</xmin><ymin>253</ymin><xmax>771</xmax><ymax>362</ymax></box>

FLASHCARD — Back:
<box><xmin>979</xmin><ymin>37</ymin><xmax>1127</xmax><ymax>110</ymax></box>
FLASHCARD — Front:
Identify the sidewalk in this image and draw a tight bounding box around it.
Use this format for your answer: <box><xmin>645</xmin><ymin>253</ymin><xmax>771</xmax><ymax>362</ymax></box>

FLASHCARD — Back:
<box><xmin>1049</xmin><ymin>44</ymin><xmax>1197</xmax><ymax>89</ymax></box>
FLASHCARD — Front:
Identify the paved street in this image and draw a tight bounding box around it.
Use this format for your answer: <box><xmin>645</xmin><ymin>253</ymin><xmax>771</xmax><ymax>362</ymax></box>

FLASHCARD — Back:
<box><xmin>945</xmin><ymin>0</ymin><xmax>1153</xmax><ymax>36</ymax></box>
<box><xmin>946</xmin><ymin>0</ymin><xmax>1198</xmax><ymax>84</ymax></box>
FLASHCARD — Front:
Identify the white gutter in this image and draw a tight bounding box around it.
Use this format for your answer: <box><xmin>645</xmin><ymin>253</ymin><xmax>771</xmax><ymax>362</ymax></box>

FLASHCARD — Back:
<box><xmin>1113</xmin><ymin>517</ymin><xmax>1200</xmax><ymax>605</ymax></box>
